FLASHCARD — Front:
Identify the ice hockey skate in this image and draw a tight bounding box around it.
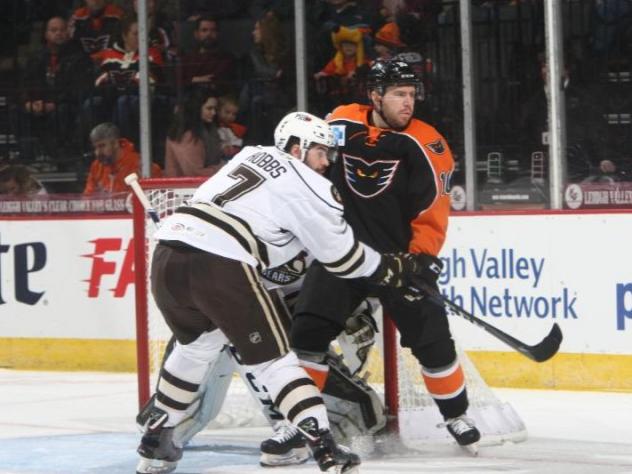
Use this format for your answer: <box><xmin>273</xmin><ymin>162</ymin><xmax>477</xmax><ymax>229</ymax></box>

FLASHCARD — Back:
<box><xmin>260</xmin><ymin>420</ymin><xmax>311</xmax><ymax>467</ymax></box>
<box><xmin>441</xmin><ymin>415</ymin><xmax>481</xmax><ymax>455</ymax></box>
<box><xmin>298</xmin><ymin>417</ymin><xmax>361</xmax><ymax>473</ymax></box>
<box><xmin>136</xmin><ymin>407</ymin><xmax>183</xmax><ymax>474</ymax></box>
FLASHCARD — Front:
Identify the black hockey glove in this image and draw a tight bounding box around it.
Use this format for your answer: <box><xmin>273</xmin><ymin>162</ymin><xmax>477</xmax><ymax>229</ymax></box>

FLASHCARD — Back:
<box><xmin>407</xmin><ymin>253</ymin><xmax>443</xmax><ymax>290</ymax></box>
<box><xmin>369</xmin><ymin>252</ymin><xmax>443</xmax><ymax>291</ymax></box>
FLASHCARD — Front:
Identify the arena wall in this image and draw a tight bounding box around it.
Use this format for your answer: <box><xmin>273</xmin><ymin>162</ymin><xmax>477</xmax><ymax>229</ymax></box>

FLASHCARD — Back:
<box><xmin>0</xmin><ymin>210</ymin><xmax>630</xmax><ymax>391</ymax></box>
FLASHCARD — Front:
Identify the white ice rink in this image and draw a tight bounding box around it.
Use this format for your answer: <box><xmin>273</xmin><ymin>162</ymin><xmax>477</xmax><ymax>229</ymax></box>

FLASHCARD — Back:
<box><xmin>1</xmin><ymin>369</ymin><xmax>631</xmax><ymax>474</ymax></box>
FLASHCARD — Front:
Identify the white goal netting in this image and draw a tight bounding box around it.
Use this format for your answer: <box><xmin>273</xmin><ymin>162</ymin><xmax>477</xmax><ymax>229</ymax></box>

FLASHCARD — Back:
<box><xmin>134</xmin><ymin>179</ymin><xmax>527</xmax><ymax>447</ymax></box>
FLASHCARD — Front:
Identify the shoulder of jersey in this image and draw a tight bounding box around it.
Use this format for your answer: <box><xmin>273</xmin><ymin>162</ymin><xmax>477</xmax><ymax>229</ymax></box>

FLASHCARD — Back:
<box><xmin>286</xmin><ymin>159</ymin><xmax>344</xmax><ymax>210</ymax></box>
<box><xmin>401</xmin><ymin>118</ymin><xmax>449</xmax><ymax>155</ymax></box>
<box><xmin>328</xmin><ymin>103</ymin><xmax>370</xmax><ymax>125</ymax></box>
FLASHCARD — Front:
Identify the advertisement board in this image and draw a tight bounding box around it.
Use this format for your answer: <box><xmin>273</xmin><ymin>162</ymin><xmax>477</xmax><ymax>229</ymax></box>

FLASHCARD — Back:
<box><xmin>442</xmin><ymin>212</ymin><xmax>632</xmax><ymax>355</ymax></box>
<box><xmin>0</xmin><ymin>218</ymin><xmax>135</xmax><ymax>339</ymax></box>
<box><xmin>1</xmin><ymin>211</ymin><xmax>631</xmax><ymax>388</ymax></box>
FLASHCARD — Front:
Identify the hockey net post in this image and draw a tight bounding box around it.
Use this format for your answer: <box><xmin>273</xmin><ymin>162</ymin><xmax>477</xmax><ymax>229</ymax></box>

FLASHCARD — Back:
<box><xmin>131</xmin><ymin>177</ymin><xmax>527</xmax><ymax>446</ymax></box>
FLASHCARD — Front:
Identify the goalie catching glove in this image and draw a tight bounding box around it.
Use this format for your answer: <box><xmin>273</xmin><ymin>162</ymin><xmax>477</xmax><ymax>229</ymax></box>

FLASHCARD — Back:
<box><xmin>369</xmin><ymin>252</ymin><xmax>443</xmax><ymax>291</ymax></box>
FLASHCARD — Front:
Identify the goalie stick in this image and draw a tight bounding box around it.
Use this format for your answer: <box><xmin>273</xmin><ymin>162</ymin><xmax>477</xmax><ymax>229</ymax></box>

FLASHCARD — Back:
<box><xmin>417</xmin><ymin>285</ymin><xmax>563</xmax><ymax>363</ymax></box>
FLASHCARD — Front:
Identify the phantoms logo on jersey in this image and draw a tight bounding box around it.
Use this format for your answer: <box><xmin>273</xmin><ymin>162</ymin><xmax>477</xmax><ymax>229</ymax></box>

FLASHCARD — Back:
<box><xmin>342</xmin><ymin>154</ymin><xmax>399</xmax><ymax>198</ymax></box>
<box><xmin>425</xmin><ymin>139</ymin><xmax>446</xmax><ymax>154</ymax></box>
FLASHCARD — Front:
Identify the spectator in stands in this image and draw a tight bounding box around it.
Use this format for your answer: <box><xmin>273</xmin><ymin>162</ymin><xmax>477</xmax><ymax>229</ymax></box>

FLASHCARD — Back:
<box><xmin>179</xmin><ymin>16</ymin><xmax>236</xmax><ymax>95</ymax></box>
<box><xmin>21</xmin><ymin>16</ymin><xmax>92</xmax><ymax>160</ymax></box>
<box><xmin>0</xmin><ymin>163</ymin><xmax>47</xmax><ymax>196</ymax></box>
<box><xmin>70</xmin><ymin>0</ymin><xmax>124</xmax><ymax>55</ymax></box>
<box><xmin>164</xmin><ymin>91</ymin><xmax>225</xmax><ymax>177</ymax></box>
<box><xmin>519</xmin><ymin>54</ymin><xmax>613</xmax><ymax>181</ymax></box>
<box><xmin>84</xmin><ymin>122</ymin><xmax>161</xmax><ymax>194</ymax></box>
<box><xmin>314</xmin><ymin>26</ymin><xmax>370</xmax><ymax>109</ymax></box>
<box><xmin>311</xmin><ymin>0</ymin><xmax>375</xmax><ymax>72</ymax></box>
<box><xmin>87</xmin><ymin>15</ymin><xmax>165</xmax><ymax>145</ymax></box>
<box><xmin>217</xmin><ymin>94</ymin><xmax>246</xmax><ymax>159</ymax></box>
<box><xmin>128</xmin><ymin>0</ymin><xmax>175</xmax><ymax>61</ymax></box>
<box><xmin>239</xmin><ymin>11</ymin><xmax>294</xmax><ymax>145</ymax></box>
<box><xmin>373</xmin><ymin>21</ymin><xmax>406</xmax><ymax>61</ymax></box>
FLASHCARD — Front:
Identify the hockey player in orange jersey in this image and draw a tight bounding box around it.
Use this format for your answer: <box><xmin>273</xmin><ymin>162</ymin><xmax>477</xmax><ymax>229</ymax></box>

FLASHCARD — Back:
<box><xmin>288</xmin><ymin>59</ymin><xmax>481</xmax><ymax>452</ymax></box>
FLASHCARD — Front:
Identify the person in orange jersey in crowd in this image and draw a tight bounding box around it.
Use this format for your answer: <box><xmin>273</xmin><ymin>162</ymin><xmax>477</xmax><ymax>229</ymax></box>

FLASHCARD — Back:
<box><xmin>83</xmin><ymin>122</ymin><xmax>161</xmax><ymax>194</ymax></box>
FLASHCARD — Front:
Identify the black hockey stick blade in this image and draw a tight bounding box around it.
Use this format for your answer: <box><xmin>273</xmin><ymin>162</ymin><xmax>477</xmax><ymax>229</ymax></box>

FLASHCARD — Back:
<box><xmin>524</xmin><ymin>322</ymin><xmax>563</xmax><ymax>362</ymax></box>
<box><xmin>421</xmin><ymin>286</ymin><xmax>563</xmax><ymax>363</ymax></box>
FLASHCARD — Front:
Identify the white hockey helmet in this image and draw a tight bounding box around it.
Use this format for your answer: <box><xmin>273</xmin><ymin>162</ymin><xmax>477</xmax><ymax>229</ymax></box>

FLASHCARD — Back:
<box><xmin>274</xmin><ymin>111</ymin><xmax>338</xmax><ymax>163</ymax></box>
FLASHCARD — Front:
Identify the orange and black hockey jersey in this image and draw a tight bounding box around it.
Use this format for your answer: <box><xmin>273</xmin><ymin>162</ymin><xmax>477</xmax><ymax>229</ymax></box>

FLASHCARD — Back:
<box><xmin>92</xmin><ymin>45</ymin><xmax>163</xmax><ymax>90</ymax></box>
<box><xmin>327</xmin><ymin>103</ymin><xmax>454</xmax><ymax>256</ymax></box>
<box><xmin>71</xmin><ymin>4</ymin><xmax>123</xmax><ymax>55</ymax></box>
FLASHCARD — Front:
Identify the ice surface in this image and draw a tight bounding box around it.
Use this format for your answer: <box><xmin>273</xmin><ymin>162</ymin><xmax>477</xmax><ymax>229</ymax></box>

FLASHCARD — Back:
<box><xmin>1</xmin><ymin>370</ymin><xmax>631</xmax><ymax>474</ymax></box>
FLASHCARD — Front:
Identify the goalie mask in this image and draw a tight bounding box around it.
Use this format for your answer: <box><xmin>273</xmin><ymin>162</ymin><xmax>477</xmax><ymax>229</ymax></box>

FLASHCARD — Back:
<box><xmin>274</xmin><ymin>112</ymin><xmax>338</xmax><ymax>163</ymax></box>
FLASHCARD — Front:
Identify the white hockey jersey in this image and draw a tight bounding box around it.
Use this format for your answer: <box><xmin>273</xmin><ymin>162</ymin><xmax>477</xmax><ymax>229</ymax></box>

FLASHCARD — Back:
<box><xmin>155</xmin><ymin>146</ymin><xmax>381</xmax><ymax>280</ymax></box>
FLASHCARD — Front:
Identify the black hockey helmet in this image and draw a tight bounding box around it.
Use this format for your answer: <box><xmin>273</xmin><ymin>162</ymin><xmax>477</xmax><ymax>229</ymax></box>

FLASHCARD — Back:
<box><xmin>366</xmin><ymin>59</ymin><xmax>423</xmax><ymax>99</ymax></box>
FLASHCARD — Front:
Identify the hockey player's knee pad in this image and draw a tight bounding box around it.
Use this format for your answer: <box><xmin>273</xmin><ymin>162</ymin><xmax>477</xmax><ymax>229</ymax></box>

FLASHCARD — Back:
<box><xmin>291</xmin><ymin>312</ymin><xmax>342</xmax><ymax>353</ymax></box>
<box><xmin>174</xmin><ymin>329</ymin><xmax>229</xmax><ymax>365</ymax></box>
<box><xmin>411</xmin><ymin>337</ymin><xmax>457</xmax><ymax>369</ymax></box>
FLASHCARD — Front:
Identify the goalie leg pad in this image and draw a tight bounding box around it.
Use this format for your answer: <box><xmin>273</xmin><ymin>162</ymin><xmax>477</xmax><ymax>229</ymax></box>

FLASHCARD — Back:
<box><xmin>172</xmin><ymin>345</ymin><xmax>236</xmax><ymax>445</ymax></box>
<box><xmin>321</xmin><ymin>353</ymin><xmax>386</xmax><ymax>445</ymax></box>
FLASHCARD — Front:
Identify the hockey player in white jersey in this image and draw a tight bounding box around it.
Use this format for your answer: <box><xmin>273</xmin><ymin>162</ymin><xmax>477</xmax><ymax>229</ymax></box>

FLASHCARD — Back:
<box><xmin>135</xmin><ymin>111</ymin><xmax>433</xmax><ymax>474</ymax></box>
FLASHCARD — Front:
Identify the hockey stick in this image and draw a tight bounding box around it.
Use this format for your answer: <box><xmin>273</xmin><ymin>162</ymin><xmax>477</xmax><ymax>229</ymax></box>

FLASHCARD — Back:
<box><xmin>125</xmin><ymin>173</ymin><xmax>160</xmax><ymax>226</ymax></box>
<box><xmin>418</xmin><ymin>285</ymin><xmax>563</xmax><ymax>363</ymax></box>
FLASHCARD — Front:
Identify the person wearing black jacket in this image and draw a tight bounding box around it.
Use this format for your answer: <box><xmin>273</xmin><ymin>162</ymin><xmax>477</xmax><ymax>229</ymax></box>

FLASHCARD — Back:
<box><xmin>21</xmin><ymin>16</ymin><xmax>92</xmax><ymax>159</ymax></box>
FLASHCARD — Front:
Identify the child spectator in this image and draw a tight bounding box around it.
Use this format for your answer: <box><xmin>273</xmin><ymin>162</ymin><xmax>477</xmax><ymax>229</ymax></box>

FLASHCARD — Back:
<box><xmin>217</xmin><ymin>95</ymin><xmax>246</xmax><ymax>159</ymax></box>
<box><xmin>313</xmin><ymin>25</ymin><xmax>369</xmax><ymax>110</ymax></box>
<box><xmin>84</xmin><ymin>122</ymin><xmax>161</xmax><ymax>194</ymax></box>
<box><xmin>314</xmin><ymin>26</ymin><xmax>367</xmax><ymax>80</ymax></box>
<box><xmin>164</xmin><ymin>91</ymin><xmax>224</xmax><ymax>177</ymax></box>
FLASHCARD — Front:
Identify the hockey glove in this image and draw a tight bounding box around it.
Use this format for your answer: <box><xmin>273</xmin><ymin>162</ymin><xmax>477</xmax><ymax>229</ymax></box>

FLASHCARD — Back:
<box><xmin>397</xmin><ymin>253</ymin><xmax>443</xmax><ymax>305</ymax></box>
<box><xmin>369</xmin><ymin>252</ymin><xmax>443</xmax><ymax>291</ymax></box>
<box><xmin>408</xmin><ymin>253</ymin><xmax>443</xmax><ymax>289</ymax></box>
<box><xmin>368</xmin><ymin>253</ymin><xmax>421</xmax><ymax>288</ymax></box>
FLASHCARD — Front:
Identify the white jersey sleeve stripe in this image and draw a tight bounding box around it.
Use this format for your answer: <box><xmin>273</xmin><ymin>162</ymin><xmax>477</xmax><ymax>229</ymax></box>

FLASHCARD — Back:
<box><xmin>322</xmin><ymin>239</ymin><xmax>366</xmax><ymax>277</ymax></box>
<box><xmin>176</xmin><ymin>203</ymin><xmax>270</xmax><ymax>269</ymax></box>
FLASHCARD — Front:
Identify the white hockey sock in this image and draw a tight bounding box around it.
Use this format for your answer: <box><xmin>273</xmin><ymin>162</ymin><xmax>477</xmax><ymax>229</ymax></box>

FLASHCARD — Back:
<box><xmin>249</xmin><ymin>351</ymin><xmax>329</xmax><ymax>430</ymax></box>
<box><xmin>156</xmin><ymin>330</ymin><xmax>229</xmax><ymax>426</ymax></box>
